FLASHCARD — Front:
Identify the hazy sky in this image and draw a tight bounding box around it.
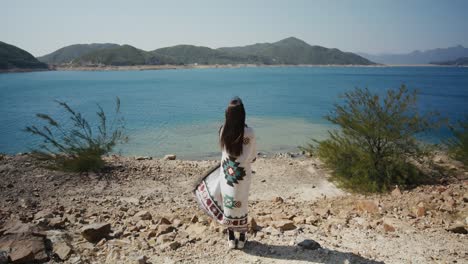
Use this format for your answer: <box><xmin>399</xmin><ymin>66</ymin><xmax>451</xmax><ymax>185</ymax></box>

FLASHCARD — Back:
<box><xmin>3</xmin><ymin>0</ymin><xmax>468</xmax><ymax>57</ymax></box>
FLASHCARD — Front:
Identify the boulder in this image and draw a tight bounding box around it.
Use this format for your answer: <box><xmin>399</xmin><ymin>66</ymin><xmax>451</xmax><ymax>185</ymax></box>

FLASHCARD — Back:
<box><xmin>0</xmin><ymin>233</ymin><xmax>48</xmax><ymax>264</ymax></box>
<box><xmin>190</xmin><ymin>215</ymin><xmax>198</xmax><ymax>223</ymax></box>
<box><xmin>34</xmin><ymin>209</ymin><xmax>54</xmax><ymax>220</ymax></box>
<box><xmin>48</xmin><ymin>217</ymin><xmax>66</xmax><ymax>229</ymax></box>
<box><xmin>135</xmin><ymin>255</ymin><xmax>148</xmax><ymax>264</ymax></box>
<box><xmin>158</xmin><ymin>217</ymin><xmax>171</xmax><ymax>225</ymax></box>
<box><xmin>273</xmin><ymin>197</ymin><xmax>284</xmax><ymax>203</ymax></box>
<box><xmin>0</xmin><ymin>220</ymin><xmax>40</xmax><ymax>235</ymax></box>
<box><xmin>383</xmin><ymin>223</ymin><xmax>395</xmax><ymax>232</ymax></box>
<box><xmin>356</xmin><ymin>200</ymin><xmax>379</xmax><ymax>214</ymax></box>
<box><xmin>298</xmin><ymin>239</ymin><xmax>321</xmax><ymax>250</ymax></box>
<box><xmin>134</xmin><ymin>211</ymin><xmax>152</xmax><ymax>221</ymax></box>
<box><xmin>185</xmin><ymin>223</ymin><xmax>207</xmax><ymax>236</ymax></box>
<box><xmin>136</xmin><ymin>156</ymin><xmax>152</xmax><ymax>161</ymax></box>
<box><xmin>248</xmin><ymin>218</ymin><xmax>261</xmax><ymax>233</ymax></box>
<box><xmin>156</xmin><ymin>225</ymin><xmax>176</xmax><ymax>237</ymax></box>
<box><xmin>81</xmin><ymin>223</ymin><xmax>111</xmax><ymax>242</ymax></box>
<box><xmin>120</xmin><ymin>197</ymin><xmax>140</xmax><ymax>205</ymax></box>
<box><xmin>315</xmin><ymin>208</ymin><xmax>330</xmax><ymax>218</ymax></box>
<box><xmin>415</xmin><ymin>202</ymin><xmax>426</xmax><ymax>217</ymax></box>
<box><xmin>391</xmin><ymin>186</ymin><xmax>402</xmax><ymax>196</ymax></box>
<box><xmin>53</xmin><ymin>242</ymin><xmax>72</xmax><ymax>261</ymax></box>
<box><xmin>160</xmin><ymin>241</ymin><xmax>181</xmax><ymax>251</ymax></box>
<box><xmin>293</xmin><ymin>216</ymin><xmax>306</xmax><ymax>225</ymax></box>
<box><xmin>447</xmin><ymin>225</ymin><xmax>467</xmax><ymax>234</ymax></box>
<box><xmin>156</xmin><ymin>232</ymin><xmax>176</xmax><ymax>244</ymax></box>
<box><xmin>271</xmin><ymin>220</ymin><xmax>296</xmax><ymax>232</ymax></box>
<box><xmin>0</xmin><ymin>250</ymin><xmax>7</xmax><ymax>264</ymax></box>
<box><xmin>164</xmin><ymin>154</ymin><xmax>176</xmax><ymax>160</ymax></box>
<box><xmin>257</xmin><ymin>215</ymin><xmax>273</xmax><ymax>223</ymax></box>
<box><xmin>305</xmin><ymin>215</ymin><xmax>320</xmax><ymax>225</ymax></box>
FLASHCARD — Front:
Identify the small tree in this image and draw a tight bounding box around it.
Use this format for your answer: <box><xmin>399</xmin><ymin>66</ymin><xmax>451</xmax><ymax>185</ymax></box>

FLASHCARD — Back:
<box><xmin>304</xmin><ymin>85</ymin><xmax>439</xmax><ymax>192</ymax></box>
<box><xmin>445</xmin><ymin>117</ymin><xmax>468</xmax><ymax>166</ymax></box>
<box><xmin>25</xmin><ymin>97</ymin><xmax>128</xmax><ymax>172</ymax></box>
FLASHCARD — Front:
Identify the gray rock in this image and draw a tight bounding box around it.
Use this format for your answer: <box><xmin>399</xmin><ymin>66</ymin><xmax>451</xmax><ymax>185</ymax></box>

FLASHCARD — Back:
<box><xmin>136</xmin><ymin>156</ymin><xmax>152</xmax><ymax>161</ymax></box>
<box><xmin>53</xmin><ymin>241</ymin><xmax>72</xmax><ymax>260</ymax></box>
<box><xmin>34</xmin><ymin>209</ymin><xmax>54</xmax><ymax>220</ymax></box>
<box><xmin>0</xmin><ymin>233</ymin><xmax>48</xmax><ymax>263</ymax></box>
<box><xmin>164</xmin><ymin>154</ymin><xmax>176</xmax><ymax>160</ymax></box>
<box><xmin>135</xmin><ymin>255</ymin><xmax>148</xmax><ymax>264</ymax></box>
<box><xmin>447</xmin><ymin>225</ymin><xmax>467</xmax><ymax>234</ymax></box>
<box><xmin>120</xmin><ymin>197</ymin><xmax>140</xmax><ymax>205</ymax></box>
<box><xmin>81</xmin><ymin>223</ymin><xmax>111</xmax><ymax>242</ymax></box>
<box><xmin>272</xmin><ymin>220</ymin><xmax>296</xmax><ymax>232</ymax></box>
<box><xmin>134</xmin><ymin>210</ymin><xmax>152</xmax><ymax>221</ymax></box>
<box><xmin>298</xmin><ymin>239</ymin><xmax>321</xmax><ymax>250</ymax></box>
<box><xmin>0</xmin><ymin>251</ymin><xmax>8</xmax><ymax>264</ymax></box>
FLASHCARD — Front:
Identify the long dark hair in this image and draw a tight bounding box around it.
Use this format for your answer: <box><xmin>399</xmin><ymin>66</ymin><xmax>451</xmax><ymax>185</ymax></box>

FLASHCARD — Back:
<box><xmin>220</xmin><ymin>97</ymin><xmax>246</xmax><ymax>157</ymax></box>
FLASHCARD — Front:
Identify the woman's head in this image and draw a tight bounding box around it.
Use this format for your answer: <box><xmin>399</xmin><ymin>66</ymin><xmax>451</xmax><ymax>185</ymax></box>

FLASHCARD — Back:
<box><xmin>220</xmin><ymin>96</ymin><xmax>246</xmax><ymax>156</ymax></box>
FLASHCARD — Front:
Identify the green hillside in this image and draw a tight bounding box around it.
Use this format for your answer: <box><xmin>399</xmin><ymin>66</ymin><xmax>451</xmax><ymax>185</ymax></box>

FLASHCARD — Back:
<box><xmin>218</xmin><ymin>37</ymin><xmax>374</xmax><ymax>65</ymax></box>
<box><xmin>74</xmin><ymin>45</ymin><xmax>177</xmax><ymax>66</ymax></box>
<box><xmin>37</xmin><ymin>43</ymin><xmax>120</xmax><ymax>64</ymax></box>
<box><xmin>152</xmin><ymin>45</ymin><xmax>271</xmax><ymax>64</ymax></box>
<box><xmin>39</xmin><ymin>37</ymin><xmax>375</xmax><ymax>66</ymax></box>
<box><xmin>0</xmin><ymin>41</ymin><xmax>48</xmax><ymax>70</ymax></box>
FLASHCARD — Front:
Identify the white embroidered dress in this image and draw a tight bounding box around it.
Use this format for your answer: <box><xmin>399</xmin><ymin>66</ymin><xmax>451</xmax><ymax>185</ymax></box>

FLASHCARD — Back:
<box><xmin>194</xmin><ymin>126</ymin><xmax>256</xmax><ymax>232</ymax></box>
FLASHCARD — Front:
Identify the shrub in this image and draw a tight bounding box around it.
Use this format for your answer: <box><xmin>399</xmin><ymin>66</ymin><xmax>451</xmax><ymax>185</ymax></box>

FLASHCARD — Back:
<box><xmin>303</xmin><ymin>85</ymin><xmax>439</xmax><ymax>193</ymax></box>
<box><xmin>445</xmin><ymin>117</ymin><xmax>468</xmax><ymax>166</ymax></box>
<box><xmin>24</xmin><ymin>97</ymin><xmax>128</xmax><ymax>172</ymax></box>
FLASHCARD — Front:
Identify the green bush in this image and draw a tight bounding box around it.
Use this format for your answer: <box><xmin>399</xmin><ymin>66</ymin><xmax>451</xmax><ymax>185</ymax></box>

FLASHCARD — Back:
<box><xmin>445</xmin><ymin>117</ymin><xmax>468</xmax><ymax>166</ymax></box>
<box><xmin>303</xmin><ymin>85</ymin><xmax>439</xmax><ymax>193</ymax></box>
<box><xmin>25</xmin><ymin>97</ymin><xmax>128</xmax><ymax>172</ymax></box>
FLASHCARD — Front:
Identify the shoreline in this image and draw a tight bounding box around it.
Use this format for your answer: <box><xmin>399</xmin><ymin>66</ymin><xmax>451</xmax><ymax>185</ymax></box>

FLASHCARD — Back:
<box><xmin>53</xmin><ymin>63</ymin><xmax>468</xmax><ymax>72</ymax></box>
<box><xmin>2</xmin><ymin>63</ymin><xmax>466</xmax><ymax>74</ymax></box>
<box><xmin>0</xmin><ymin>68</ymin><xmax>50</xmax><ymax>74</ymax></box>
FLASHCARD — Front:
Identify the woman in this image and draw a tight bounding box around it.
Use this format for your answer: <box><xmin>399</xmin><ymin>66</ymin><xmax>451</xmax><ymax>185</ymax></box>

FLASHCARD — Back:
<box><xmin>194</xmin><ymin>96</ymin><xmax>256</xmax><ymax>249</ymax></box>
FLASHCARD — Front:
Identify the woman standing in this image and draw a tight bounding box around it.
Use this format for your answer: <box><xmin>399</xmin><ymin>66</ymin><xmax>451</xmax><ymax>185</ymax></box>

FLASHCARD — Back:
<box><xmin>194</xmin><ymin>96</ymin><xmax>257</xmax><ymax>249</ymax></box>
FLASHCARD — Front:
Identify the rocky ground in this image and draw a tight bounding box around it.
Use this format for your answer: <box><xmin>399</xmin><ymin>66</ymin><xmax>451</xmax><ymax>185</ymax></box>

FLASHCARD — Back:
<box><xmin>0</xmin><ymin>153</ymin><xmax>467</xmax><ymax>264</ymax></box>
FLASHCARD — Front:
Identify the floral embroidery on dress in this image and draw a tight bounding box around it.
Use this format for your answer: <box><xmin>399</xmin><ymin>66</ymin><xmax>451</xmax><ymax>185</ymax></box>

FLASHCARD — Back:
<box><xmin>223</xmin><ymin>194</ymin><xmax>242</xmax><ymax>209</ymax></box>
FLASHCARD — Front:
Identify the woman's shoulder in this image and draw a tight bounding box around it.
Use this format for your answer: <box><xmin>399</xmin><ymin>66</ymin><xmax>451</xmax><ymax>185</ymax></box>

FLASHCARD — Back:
<box><xmin>244</xmin><ymin>125</ymin><xmax>255</xmax><ymax>136</ymax></box>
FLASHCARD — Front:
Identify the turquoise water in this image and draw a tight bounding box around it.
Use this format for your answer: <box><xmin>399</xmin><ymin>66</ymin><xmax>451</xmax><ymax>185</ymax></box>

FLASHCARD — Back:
<box><xmin>0</xmin><ymin>67</ymin><xmax>467</xmax><ymax>159</ymax></box>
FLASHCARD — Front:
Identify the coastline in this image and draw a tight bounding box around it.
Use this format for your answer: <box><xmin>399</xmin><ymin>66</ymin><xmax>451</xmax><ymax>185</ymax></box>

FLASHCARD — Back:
<box><xmin>54</xmin><ymin>63</ymin><xmax>467</xmax><ymax>72</ymax></box>
<box><xmin>0</xmin><ymin>68</ymin><xmax>50</xmax><ymax>74</ymax></box>
<box><xmin>1</xmin><ymin>63</ymin><xmax>466</xmax><ymax>74</ymax></box>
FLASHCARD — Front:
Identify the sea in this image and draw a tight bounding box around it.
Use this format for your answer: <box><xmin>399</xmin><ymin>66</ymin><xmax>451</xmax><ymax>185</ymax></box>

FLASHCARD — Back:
<box><xmin>0</xmin><ymin>66</ymin><xmax>467</xmax><ymax>159</ymax></box>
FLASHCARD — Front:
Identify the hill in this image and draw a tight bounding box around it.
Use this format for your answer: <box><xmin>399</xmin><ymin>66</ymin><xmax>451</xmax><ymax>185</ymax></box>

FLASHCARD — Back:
<box><xmin>358</xmin><ymin>45</ymin><xmax>468</xmax><ymax>64</ymax></box>
<box><xmin>430</xmin><ymin>57</ymin><xmax>468</xmax><ymax>66</ymax></box>
<box><xmin>0</xmin><ymin>41</ymin><xmax>48</xmax><ymax>70</ymax></box>
<box><xmin>74</xmin><ymin>45</ymin><xmax>147</xmax><ymax>66</ymax></box>
<box><xmin>152</xmin><ymin>45</ymin><xmax>272</xmax><ymax>65</ymax></box>
<box><xmin>40</xmin><ymin>37</ymin><xmax>375</xmax><ymax>66</ymax></box>
<box><xmin>37</xmin><ymin>43</ymin><xmax>120</xmax><ymax>64</ymax></box>
<box><xmin>219</xmin><ymin>37</ymin><xmax>375</xmax><ymax>65</ymax></box>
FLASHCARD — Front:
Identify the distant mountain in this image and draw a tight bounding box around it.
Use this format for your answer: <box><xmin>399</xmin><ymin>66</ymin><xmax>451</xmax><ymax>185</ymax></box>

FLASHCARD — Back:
<box><xmin>152</xmin><ymin>45</ymin><xmax>272</xmax><ymax>65</ymax></box>
<box><xmin>358</xmin><ymin>45</ymin><xmax>468</xmax><ymax>65</ymax></box>
<box><xmin>430</xmin><ymin>57</ymin><xmax>468</xmax><ymax>66</ymax></box>
<box><xmin>37</xmin><ymin>43</ymin><xmax>120</xmax><ymax>64</ymax></box>
<box><xmin>0</xmin><ymin>41</ymin><xmax>48</xmax><ymax>70</ymax></box>
<box><xmin>39</xmin><ymin>37</ymin><xmax>375</xmax><ymax>66</ymax></box>
<box><xmin>219</xmin><ymin>37</ymin><xmax>374</xmax><ymax>65</ymax></box>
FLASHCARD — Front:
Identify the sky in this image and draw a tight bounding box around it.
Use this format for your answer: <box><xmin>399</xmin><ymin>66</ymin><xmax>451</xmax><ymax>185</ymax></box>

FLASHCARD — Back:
<box><xmin>2</xmin><ymin>0</ymin><xmax>468</xmax><ymax>57</ymax></box>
